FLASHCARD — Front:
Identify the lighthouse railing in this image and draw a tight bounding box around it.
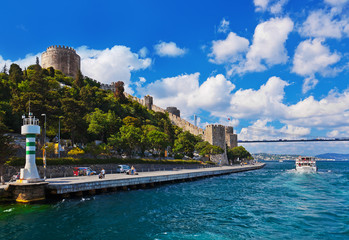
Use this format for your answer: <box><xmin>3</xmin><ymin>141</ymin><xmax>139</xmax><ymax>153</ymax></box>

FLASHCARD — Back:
<box><xmin>23</xmin><ymin>117</ymin><xmax>39</xmax><ymax>126</ymax></box>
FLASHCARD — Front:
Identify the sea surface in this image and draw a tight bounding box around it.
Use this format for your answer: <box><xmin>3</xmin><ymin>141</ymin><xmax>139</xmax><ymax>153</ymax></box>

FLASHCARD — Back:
<box><xmin>1</xmin><ymin>161</ymin><xmax>348</xmax><ymax>240</ymax></box>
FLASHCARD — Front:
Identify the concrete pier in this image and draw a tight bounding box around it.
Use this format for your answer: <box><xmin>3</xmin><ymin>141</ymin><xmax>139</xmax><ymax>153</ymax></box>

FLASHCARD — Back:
<box><xmin>0</xmin><ymin>163</ymin><xmax>265</xmax><ymax>202</ymax></box>
<box><xmin>46</xmin><ymin>164</ymin><xmax>265</xmax><ymax>196</ymax></box>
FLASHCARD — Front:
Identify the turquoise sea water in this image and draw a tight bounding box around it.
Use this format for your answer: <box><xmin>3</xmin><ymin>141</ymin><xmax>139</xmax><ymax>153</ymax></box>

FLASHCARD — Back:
<box><xmin>1</xmin><ymin>161</ymin><xmax>348</xmax><ymax>240</ymax></box>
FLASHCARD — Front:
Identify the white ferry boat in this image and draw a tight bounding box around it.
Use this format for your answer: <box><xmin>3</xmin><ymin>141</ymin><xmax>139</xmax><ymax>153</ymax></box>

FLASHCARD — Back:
<box><xmin>296</xmin><ymin>156</ymin><xmax>317</xmax><ymax>173</ymax></box>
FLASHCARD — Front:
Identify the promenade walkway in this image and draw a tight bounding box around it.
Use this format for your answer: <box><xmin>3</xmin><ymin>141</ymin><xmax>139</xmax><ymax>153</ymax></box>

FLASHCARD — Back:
<box><xmin>46</xmin><ymin>163</ymin><xmax>265</xmax><ymax>195</ymax></box>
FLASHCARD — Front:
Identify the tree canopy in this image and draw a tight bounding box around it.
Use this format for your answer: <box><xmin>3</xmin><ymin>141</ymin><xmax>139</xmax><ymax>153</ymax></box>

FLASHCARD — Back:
<box><xmin>0</xmin><ymin>64</ymin><xmax>232</xmax><ymax>161</ymax></box>
<box><xmin>227</xmin><ymin>146</ymin><xmax>253</xmax><ymax>164</ymax></box>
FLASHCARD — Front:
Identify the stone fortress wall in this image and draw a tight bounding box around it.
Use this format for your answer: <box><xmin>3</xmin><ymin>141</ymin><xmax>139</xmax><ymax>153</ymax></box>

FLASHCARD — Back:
<box><xmin>124</xmin><ymin>92</ymin><xmax>238</xmax><ymax>165</ymax></box>
<box><xmin>124</xmin><ymin>93</ymin><xmax>204</xmax><ymax>136</ymax></box>
<box><xmin>41</xmin><ymin>45</ymin><xmax>81</xmax><ymax>77</ymax></box>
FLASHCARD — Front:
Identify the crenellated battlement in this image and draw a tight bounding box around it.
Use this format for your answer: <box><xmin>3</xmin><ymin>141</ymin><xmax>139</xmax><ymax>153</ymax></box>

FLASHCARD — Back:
<box><xmin>46</xmin><ymin>45</ymin><xmax>77</xmax><ymax>53</ymax></box>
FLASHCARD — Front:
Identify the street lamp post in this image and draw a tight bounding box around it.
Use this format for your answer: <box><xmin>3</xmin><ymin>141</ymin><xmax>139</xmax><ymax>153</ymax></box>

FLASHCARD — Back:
<box><xmin>58</xmin><ymin>116</ymin><xmax>63</xmax><ymax>158</ymax></box>
<box><xmin>41</xmin><ymin>114</ymin><xmax>46</xmax><ymax>180</ymax></box>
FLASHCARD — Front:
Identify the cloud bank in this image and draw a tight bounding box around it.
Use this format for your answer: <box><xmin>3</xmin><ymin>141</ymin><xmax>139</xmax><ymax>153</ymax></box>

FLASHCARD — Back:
<box><xmin>209</xmin><ymin>17</ymin><xmax>294</xmax><ymax>75</ymax></box>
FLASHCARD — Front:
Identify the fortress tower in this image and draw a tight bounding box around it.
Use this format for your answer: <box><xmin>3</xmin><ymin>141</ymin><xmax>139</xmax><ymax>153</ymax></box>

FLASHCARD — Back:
<box><xmin>166</xmin><ymin>107</ymin><xmax>180</xmax><ymax>117</ymax></box>
<box><xmin>144</xmin><ymin>95</ymin><xmax>153</xmax><ymax>110</ymax></box>
<box><xmin>41</xmin><ymin>45</ymin><xmax>80</xmax><ymax>77</ymax></box>
<box><xmin>225</xmin><ymin>126</ymin><xmax>238</xmax><ymax>149</ymax></box>
<box><xmin>204</xmin><ymin>124</ymin><xmax>229</xmax><ymax>165</ymax></box>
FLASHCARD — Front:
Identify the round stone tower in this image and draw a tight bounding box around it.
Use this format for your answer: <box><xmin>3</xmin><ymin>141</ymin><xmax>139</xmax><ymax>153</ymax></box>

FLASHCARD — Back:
<box><xmin>41</xmin><ymin>45</ymin><xmax>80</xmax><ymax>77</ymax></box>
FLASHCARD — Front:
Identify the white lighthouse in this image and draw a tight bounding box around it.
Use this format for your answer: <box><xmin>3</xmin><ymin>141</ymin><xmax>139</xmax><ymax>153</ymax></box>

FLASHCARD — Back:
<box><xmin>19</xmin><ymin>112</ymin><xmax>42</xmax><ymax>183</ymax></box>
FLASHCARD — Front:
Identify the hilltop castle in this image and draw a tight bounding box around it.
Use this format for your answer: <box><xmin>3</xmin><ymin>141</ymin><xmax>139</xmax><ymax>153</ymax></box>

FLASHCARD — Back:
<box><xmin>41</xmin><ymin>46</ymin><xmax>238</xmax><ymax>164</ymax></box>
<box><xmin>41</xmin><ymin>45</ymin><xmax>80</xmax><ymax>77</ymax></box>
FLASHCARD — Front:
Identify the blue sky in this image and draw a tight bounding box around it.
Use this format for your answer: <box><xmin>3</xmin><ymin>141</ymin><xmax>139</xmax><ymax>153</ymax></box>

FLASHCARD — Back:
<box><xmin>1</xmin><ymin>0</ymin><xmax>349</xmax><ymax>155</ymax></box>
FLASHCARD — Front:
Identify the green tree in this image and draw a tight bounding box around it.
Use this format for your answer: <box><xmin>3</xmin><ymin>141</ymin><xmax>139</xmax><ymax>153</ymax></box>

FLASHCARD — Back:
<box><xmin>147</xmin><ymin>130</ymin><xmax>169</xmax><ymax>158</ymax></box>
<box><xmin>0</xmin><ymin>116</ymin><xmax>15</xmax><ymax>184</ymax></box>
<box><xmin>73</xmin><ymin>70</ymin><xmax>84</xmax><ymax>88</ymax></box>
<box><xmin>48</xmin><ymin>67</ymin><xmax>55</xmax><ymax>77</ymax></box>
<box><xmin>0</xmin><ymin>73</ymin><xmax>11</xmax><ymax>100</ymax></box>
<box><xmin>86</xmin><ymin>108</ymin><xmax>122</xmax><ymax>142</ymax></box>
<box><xmin>61</xmin><ymin>97</ymin><xmax>87</xmax><ymax>144</ymax></box>
<box><xmin>108</xmin><ymin>125</ymin><xmax>142</xmax><ymax>156</ymax></box>
<box><xmin>195</xmin><ymin>141</ymin><xmax>224</xmax><ymax>159</ymax></box>
<box><xmin>86</xmin><ymin>108</ymin><xmax>108</xmax><ymax>140</ymax></box>
<box><xmin>173</xmin><ymin>131</ymin><xmax>199</xmax><ymax>157</ymax></box>
<box><xmin>227</xmin><ymin>146</ymin><xmax>252</xmax><ymax>164</ymax></box>
<box><xmin>123</xmin><ymin>116</ymin><xmax>141</xmax><ymax>127</ymax></box>
<box><xmin>2</xmin><ymin>64</ymin><xmax>7</xmax><ymax>74</ymax></box>
<box><xmin>9</xmin><ymin>63</ymin><xmax>24</xmax><ymax>86</ymax></box>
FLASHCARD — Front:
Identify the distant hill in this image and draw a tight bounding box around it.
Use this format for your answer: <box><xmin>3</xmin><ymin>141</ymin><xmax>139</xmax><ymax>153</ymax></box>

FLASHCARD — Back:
<box><xmin>316</xmin><ymin>153</ymin><xmax>349</xmax><ymax>161</ymax></box>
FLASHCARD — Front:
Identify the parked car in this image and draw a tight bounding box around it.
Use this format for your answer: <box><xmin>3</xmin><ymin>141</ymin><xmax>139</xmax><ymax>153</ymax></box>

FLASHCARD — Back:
<box><xmin>116</xmin><ymin>165</ymin><xmax>131</xmax><ymax>173</ymax></box>
<box><xmin>73</xmin><ymin>167</ymin><xmax>96</xmax><ymax>176</ymax></box>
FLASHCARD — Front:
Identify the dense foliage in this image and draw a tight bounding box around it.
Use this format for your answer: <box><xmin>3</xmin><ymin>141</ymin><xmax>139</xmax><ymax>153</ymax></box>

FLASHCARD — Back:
<box><xmin>227</xmin><ymin>146</ymin><xmax>253</xmax><ymax>164</ymax></box>
<box><xmin>0</xmin><ymin>63</ymin><xmax>223</xmax><ymax>160</ymax></box>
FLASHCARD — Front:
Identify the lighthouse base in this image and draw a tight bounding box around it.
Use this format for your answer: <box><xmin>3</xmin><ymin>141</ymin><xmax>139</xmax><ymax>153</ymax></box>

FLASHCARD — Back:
<box><xmin>8</xmin><ymin>182</ymin><xmax>48</xmax><ymax>203</ymax></box>
<box><xmin>19</xmin><ymin>168</ymin><xmax>43</xmax><ymax>183</ymax></box>
<box><xmin>17</xmin><ymin>178</ymin><xmax>44</xmax><ymax>184</ymax></box>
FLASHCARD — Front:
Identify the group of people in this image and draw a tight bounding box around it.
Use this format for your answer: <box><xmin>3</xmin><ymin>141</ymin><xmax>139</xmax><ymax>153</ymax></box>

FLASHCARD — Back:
<box><xmin>99</xmin><ymin>166</ymin><xmax>138</xmax><ymax>179</ymax></box>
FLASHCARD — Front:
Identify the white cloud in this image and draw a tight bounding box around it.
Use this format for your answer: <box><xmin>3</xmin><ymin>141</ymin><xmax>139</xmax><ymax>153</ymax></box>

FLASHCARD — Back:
<box><xmin>229</xmin><ymin>76</ymin><xmax>289</xmax><ymax>119</ymax></box>
<box><xmin>327</xmin><ymin>130</ymin><xmax>340</xmax><ymax>137</ymax></box>
<box><xmin>138</xmin><ymin>73</ymin><xmax>200</xmax><ymax>118</ymax></box>
<box><xmin>292</xmin><ymin>38</ymin><xmax>340</xmax><ymax>92</ymax></box>
<box><xmin>217</xmin><ymin>18</ymin><xmax>230</xmax><ymax>33</ymax></box>
<box><xmin>209</xmin><ymin>32</ymin><xmax>249</xmax><ymax>64</ymax></box>
<box><xmin>326</xmin><ymin>126</ymin><xmax>349</xmax><ymax>138</ymax></box>
<box><xmin>242</xmin><ymin>17</ymin><xmax>293</xmax><ymax>72</ymax></box>
<box><xmin>77</xmin><ymin>45</ymin><xmax>152</xmax><ymax>92</ymax></box>
<box><xmin>302</xmin><ymin>77</ymin><xmax>319</xmax><ymax>94</ymax></box>
<box><xmin>285</xmin><ymin>90</ymin><xmax>349</xmax><ymax>129</ymax></box>
<box><xmin>138</xmin><ymin>73</ymin><xmax>235</xmax><ymax>119</ymax></box>
<box><xmin>254</xmin><ymin>0</ymin><xmax>270</xmax><ymax>12</ymax></box>
<box><xmin>300</xmin><ymin>10</ymin><xmax>349</xmax><ymax>39</ymax></box>
<box><xmin>279</xmin><ymin>124</ymin><xmax>311</xmax><ymax>136</ymax></box>
<box><xmin>324</xmin><ymin>0</ymin><xmax>348</xmax><ymax>7</ymax></box>
<box><xmin>188</xmin><ymin>74</ymin><xmax>235</xmax><ymax>113</ymax></box>
<box><xmin>154</xmin><ymin>41</ymin><xmax>187</xmax><ymax>57</ymax></box>
<box><xmin>292</xmin><ymin>39</ymin><xmax>341</xmax><ymax>76</ymax></box>
<box><xmin>270</xmin><ymin>0</ymin><xmax>288</xmax><ymax>14</ymax></box>
<box><xmin>238</xmin><ymin>119</ymin><xmax>310</xmax><ymax>141</ymax></box>
<box><xmin>227</xmin><ymin>17</ymin><xmax>293</xmax><ymax>74</ymax></box>
<box><xmin>254</xmin><ymin>0</ymin><xmax>288</xmax><ymax>14</ymax></box>
<box><xmin>138</xmin><ymin>47</ymin><xmax>149</xmax><ymax>58</ymax></box>
<box><xmin>134</xmin><ymin>77</ymin><xmax>147</xmax><ymax>88</ymax></box>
